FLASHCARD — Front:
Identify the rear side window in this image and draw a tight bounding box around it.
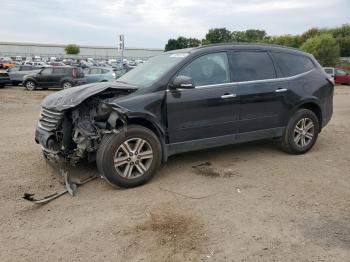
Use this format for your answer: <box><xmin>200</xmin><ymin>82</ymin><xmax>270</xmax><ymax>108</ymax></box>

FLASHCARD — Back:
<box><xmin>20</xmin><ymin>66</ymin><xmax>32</xmax><ymax>71</ymax></box>
<box><xmin>232</xmin><ymin>51</ymin><xmax>276</xmax><ymax>82</ymax></box>
<box><xmin>52</xmin><ymin>68</ymin><xmax>66</xmax><ymax>74</ymax></box>
<box><xmin>271</xmin><ymin>52</ymin><xmax>314</xmax><ymax>77</ymax></box>
<box><xmin>90</xmin><ymin>68</ymin><xmax>102</xmax><ymax>74</ymax></box>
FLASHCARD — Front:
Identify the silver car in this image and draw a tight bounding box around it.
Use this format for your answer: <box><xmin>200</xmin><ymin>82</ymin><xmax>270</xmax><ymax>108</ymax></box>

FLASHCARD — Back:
<box><xmin>8</xmin><ymin>65</ymin><xmax>42</xmax><ymax>85</ymax></box>
<box><xmin>84</xmin><ymin>67</ymin><xmax>116</xmax><ymax>83</ymax></box>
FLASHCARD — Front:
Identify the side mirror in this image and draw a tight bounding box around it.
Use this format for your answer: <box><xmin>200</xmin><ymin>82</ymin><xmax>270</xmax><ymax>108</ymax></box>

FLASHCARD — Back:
<box><xmin>171</xmin><ymin>75</ymin><xmax>194</xmax><ymax>89</ymax></box>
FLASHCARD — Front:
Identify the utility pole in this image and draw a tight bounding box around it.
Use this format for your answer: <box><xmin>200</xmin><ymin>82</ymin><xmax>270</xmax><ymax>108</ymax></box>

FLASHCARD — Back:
<box><xmin>118</xmin><ymin>34</ymin><xmax>125</xmax><ymax>67</ymax></box>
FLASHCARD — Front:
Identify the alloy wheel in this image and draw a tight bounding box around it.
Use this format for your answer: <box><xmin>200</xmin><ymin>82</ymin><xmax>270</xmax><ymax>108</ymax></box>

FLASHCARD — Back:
<box><xmin>26</xmin><ymin>81</ymin><xmax>35</xmax><ymax>91</ymax></box>
<box><xmin>63</xmin><ymin>82</ymin><xmax>72</xmax><ymax>89</ymax></box>
<box><xmin>293</xmin><ymin>118</ymin><xmax>314</xmax><ymax>148</ymax></box>
<box><xmin>114</xmin><ymin>138</ymin><xmax>153</xmax><ymax>179</ymax></box>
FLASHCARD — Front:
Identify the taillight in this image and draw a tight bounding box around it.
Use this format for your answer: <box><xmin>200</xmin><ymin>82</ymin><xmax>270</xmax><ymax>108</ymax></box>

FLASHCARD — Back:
<box><xmin>327</xmin><ymin>77</ymin><xmax>335</xmax><ymax>86</ymax></box>
<box><xmin>72</xmin><ymin>68</ymin><xmax>77</xmax><ymax>78</ymax></box>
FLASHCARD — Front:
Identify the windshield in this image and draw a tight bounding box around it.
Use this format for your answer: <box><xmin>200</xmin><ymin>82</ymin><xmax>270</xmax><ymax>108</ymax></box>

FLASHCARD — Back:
<box><xmin>117</xmin><ymin>53</ymin><xmax>189</xmax><ymax>87</ymax></box>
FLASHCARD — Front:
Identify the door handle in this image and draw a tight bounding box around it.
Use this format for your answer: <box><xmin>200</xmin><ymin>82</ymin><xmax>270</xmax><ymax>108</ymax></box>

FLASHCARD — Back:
<box><xmin>275</xmin><ymin>88</ymin><xmax>288</xmax><ymax>93</ymax></box>
<box><xmin>221</xmin><ymin>94</ymin><xmax>237</xmax><ymax>99</ymax></box>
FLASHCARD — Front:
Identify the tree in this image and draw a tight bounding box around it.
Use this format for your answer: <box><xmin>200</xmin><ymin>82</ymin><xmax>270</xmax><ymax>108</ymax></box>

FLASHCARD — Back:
<box><xmin>299</xmin><ymin>28</ymin><xmax>320</xmax><ymax>45</ymax></box>
<box><xmin>64</xmin><ymin>44</ymin><xmax>80</xmax><ymax>55</ymax></box>
<box><xmin>164</xmin><ymin>36</ymin><xmax>201</xmax><ymax>51</ymax></box>
<box><xmin>245</xmin><ymin>29</ymin><xmax>268</xmax><ymax>42</ymax></box>
<box><xmin>231</xmin><ymin>31</ymin><xmax>247</xmax><ymax>42</ymax></box>
<box><xmin>337</xmin><ymin>36</ymin><xmax>350</xmax><ymax>57</ymax></box>
<box><xmin>301</xmin><ymin>34</ymin><xmax>340</xmax><ymax>66</ymax></box>
<box><xmin>204</xmin><ymin>28</ymin><xmax>232</xmax><ymax>44</ymax></box>
<box><xmin>268</xmin><ymin>35</ymin><xmax>299</xmax><ymax>47</ymax></box>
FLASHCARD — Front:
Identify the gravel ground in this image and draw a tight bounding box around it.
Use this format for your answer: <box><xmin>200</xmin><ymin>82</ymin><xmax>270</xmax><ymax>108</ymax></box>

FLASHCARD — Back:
<box><xmin>0</xmin><ymin>85</ymin><xmax>350</xmax><ymax>262</ymax></box>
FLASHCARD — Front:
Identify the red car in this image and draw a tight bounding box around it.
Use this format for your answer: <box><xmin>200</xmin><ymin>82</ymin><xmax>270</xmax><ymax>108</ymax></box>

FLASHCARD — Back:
<box><xmin>324</xmin><ymin>67</ymin><xmax>350</xmax><ymax>85</ymax></box>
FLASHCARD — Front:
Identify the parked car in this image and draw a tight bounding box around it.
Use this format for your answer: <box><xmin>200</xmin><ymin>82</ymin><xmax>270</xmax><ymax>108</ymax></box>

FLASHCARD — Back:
<box><xmin>48</xmin><ymin>61</ymin><xmax>65</xmax><ymax>66</ymax></box>
<box><xmin>85</xmin><ymin>67</ymin><xmax>116</xmax><ymax>83</ymax></box>
<box><xmin>8</xmin><ymin>65</ymin><xmax>43</xmax><ymax>85</ymax></box>
<box><xmin>0</xmin><ymin>70</ymin><xmax>11</xmax><ymax>88</ymax></box>
<box><xmin>0</xmin><ymin>60</ymin><xmax>15</xmax><ymax>69</ymax></box>
<box><xmin>324</xmin><ymin>67</ymin><xmax>350</xmax><ymax>85</ymax></box>
<box><xmin>35</xmin><ymin>44</ymin><xmax>333</xmax><ymax>188</ymax></box>
<box><xmin>24</xmin><ymin>61</ymin><xmax>47</xmax><ymax>67</ymax></box>
<box><xmin>23</xmin><ymin>66</ymin><xmax>86</xmax><ymax>90</ymax></box>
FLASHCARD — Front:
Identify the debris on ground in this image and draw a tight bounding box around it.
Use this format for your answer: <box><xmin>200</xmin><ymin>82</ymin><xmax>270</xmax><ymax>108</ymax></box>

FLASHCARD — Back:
<box><xmin>192</xmin><ymin>161</ymin><xmax>238</xmax><ymax>178</ymax></box>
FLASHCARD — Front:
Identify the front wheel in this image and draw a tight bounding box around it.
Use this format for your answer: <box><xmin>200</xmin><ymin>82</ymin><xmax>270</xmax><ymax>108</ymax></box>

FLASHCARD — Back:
<box><xmin>96</xmin><ymin>125</ymin><xmax>162</xmax><ymax>188</ymax></box>
<box><xmin>281</xmin><ymin>109</ymin><xmax>319</xmax><ymax>154</ymax></box>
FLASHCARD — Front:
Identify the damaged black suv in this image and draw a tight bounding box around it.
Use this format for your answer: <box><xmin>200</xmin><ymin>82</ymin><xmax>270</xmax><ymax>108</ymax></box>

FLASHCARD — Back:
<box><xmin>35</xmin><ymin>44</ymin><xmax>333</xmax><ymax>188</ymax></box>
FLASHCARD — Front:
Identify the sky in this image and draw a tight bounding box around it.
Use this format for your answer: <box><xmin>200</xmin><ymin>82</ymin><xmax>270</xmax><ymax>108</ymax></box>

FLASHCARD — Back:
<box><xmin>1</xmin><ymin>0</ymin><xmax>349</xmax><ymax>48</ymax></box>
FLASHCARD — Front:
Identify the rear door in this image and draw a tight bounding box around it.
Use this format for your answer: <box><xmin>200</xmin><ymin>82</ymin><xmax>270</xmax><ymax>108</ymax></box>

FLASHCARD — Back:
<box><xmin>232</xmin><ymin>51</ymin><xmax>289</xmax><ymax>133</ymax></box>
<box><xmin>86</xmin><ymin>68</ymin><xmax>102</xmax><ymax>83</ymax></box>
<box><xmin>167</xmin><ymin>51</ymin><xmax>239</xmax><ymax>143</ymax></box>
<box><xmin>51</xmin><ymin>67</ymin><xmax>67</xmax><ymax>87</ymax></box>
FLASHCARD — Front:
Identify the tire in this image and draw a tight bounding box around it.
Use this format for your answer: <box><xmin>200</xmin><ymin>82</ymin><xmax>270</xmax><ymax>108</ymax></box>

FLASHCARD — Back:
<box><xmin>96</xmin><ymin>125</ymin><xmax>162</xmax><ymax>188</ymax></box>
<box><xmin>0</xmin><ymin>84</ymin><xmax>4</xmax><ymax>89</ymax></box>
<box><xmin>62</xmin><ymin>81</ymin><xmax>72</xmax><ymax>89</ymax></box>
<box><xmin>281</xmin><ymin>109</ymin><xmax>319</xmax><ymax>154</ymax></box>
<box><xmin>24</xmin><ymin>80</ymin><xmax>36</xmax><ymax>91</ymax></box>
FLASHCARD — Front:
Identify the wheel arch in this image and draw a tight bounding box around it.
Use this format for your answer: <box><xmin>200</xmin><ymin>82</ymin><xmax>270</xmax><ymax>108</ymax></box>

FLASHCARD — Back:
<box><xmin>294</xmin><ymin>100</ymin><xmax>322</xmax><ymax>130</ymax></box>
<box><xmin>124</xmin><ymin>117</ymin><xmax>168</xmax><ymax>163</ymax></box>
<box><xmin>23</xmin><ymin>77</ymin><xmax>38</xmax><ymax>85</ymax></box>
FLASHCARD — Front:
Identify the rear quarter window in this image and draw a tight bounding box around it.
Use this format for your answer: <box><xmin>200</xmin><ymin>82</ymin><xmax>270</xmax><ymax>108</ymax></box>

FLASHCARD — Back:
<box><xmin>271</xmin><ymin>52</ymin><xmax>314</xmax><ymax>77</ymax></box>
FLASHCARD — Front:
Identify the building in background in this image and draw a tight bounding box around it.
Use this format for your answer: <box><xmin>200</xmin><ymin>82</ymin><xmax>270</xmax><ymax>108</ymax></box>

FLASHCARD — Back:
<box><xmin>0</xmin><ymin>42</ymin><xmax>164</xmax><ymax>61</ymax></box>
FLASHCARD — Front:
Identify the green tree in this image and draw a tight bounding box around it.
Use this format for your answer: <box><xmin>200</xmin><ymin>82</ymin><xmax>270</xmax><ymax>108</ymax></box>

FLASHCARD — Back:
<box><xmin>268</xmin><ymin>35</ymin><xmax>299</xmax><ymax>47</ymax></box>
<box><xmin>64</xmin><ymin>44</ymin><xmax>80</xmax><ymax>55</ymax></box>
<box><xmin>231</xmin><ymin>30</ymin><xmax>247</xmax><ymax>42</ymax></box>
<box><xmin>337</xmin><ymin>36</ymin><xmax>350</xmax><ymax>57</ymax></box>
<box><xmin>204</xmin><ymin>28</ymin><xmax>232</xmax><ymax>44</ymax></box>
<box><xmin>299</xmin><ymin>28</ymin><xmax>320</xmax><ymax>45</ymax></box>
<box><xmin>164</xmin><ymin>36</ymin><xmax>201</xmax><ymax>51</ymax></box>
<box><xmin>245</xmin><ymin>29</ymin><xmax>268</xmax><ymax>42</ymax></box>
<box><xmin>301</xmin><ymin>34</ymin><xmax>340</xmax><ymax>66</ymax></box>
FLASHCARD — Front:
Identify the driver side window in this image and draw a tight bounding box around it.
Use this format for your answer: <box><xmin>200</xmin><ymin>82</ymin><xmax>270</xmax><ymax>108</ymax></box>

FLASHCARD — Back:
<box><xmin>41</xmin><ymin>68</ymin><xmax>53</xmax><ymax>75</ymax></box>
<box><xmin>178</xmin><ymin>52</ymin><xmax>230</xmax><ymax>86</ymax></box>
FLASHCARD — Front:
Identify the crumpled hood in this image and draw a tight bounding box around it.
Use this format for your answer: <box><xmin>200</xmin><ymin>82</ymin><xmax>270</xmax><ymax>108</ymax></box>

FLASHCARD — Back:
<box><xmin>41</xmin><ymin>82</ymin><xmax>138</xmax><ymax>111</ymax></box>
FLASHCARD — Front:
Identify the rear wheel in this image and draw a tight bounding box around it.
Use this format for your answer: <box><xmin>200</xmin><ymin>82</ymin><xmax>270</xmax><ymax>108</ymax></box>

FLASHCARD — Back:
<box><xmin>96</xmin><ymin>125</ymin><xmax>162</xmax><ymax>188</ymax></box>
<box><xmin>62</xmin><ymin>81</ymin><xmax>72</xmax><ymax>89</ymax></box>
<box><xmin>281</xmin><ymin>109</ymin><xmax>319</xmax><ymax>154</ymax></box>
<box><xmin>24</xmin><ymin>80</ymin><xmax>36</xmax><ymax>91</ymax></box>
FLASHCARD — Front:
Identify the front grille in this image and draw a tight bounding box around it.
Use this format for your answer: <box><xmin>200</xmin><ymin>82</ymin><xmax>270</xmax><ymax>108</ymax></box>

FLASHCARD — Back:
<box><xmin>38</xmin><ymin>107</ymin><xmax>63</xmax><ymax>132</ymax></box>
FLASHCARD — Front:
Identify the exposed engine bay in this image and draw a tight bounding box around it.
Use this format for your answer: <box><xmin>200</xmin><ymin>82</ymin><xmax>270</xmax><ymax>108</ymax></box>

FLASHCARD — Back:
<box><xmin>37</xmin><ymin>88</ymin><xmax>135</xmax><ymax>165</ymax></box>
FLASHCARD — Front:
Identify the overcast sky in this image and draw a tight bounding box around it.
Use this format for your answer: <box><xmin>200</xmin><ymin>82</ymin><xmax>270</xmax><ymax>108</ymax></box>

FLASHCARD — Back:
<box><xmin>1</xmin><ymin>0</ymin><xmax>349</xmax><ymax>48</ymax></box>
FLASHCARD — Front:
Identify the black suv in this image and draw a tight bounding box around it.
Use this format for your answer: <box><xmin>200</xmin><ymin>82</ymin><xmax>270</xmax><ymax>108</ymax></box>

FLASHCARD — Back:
<box><xmin>35</xmin><ymin>44</ymin><xmax>333</xmax><ymax>188</ymax></box>
<box><xmin>23</xmin><ymin>66</ymin><xmax>85</xmax><ymax>90</ymax></box>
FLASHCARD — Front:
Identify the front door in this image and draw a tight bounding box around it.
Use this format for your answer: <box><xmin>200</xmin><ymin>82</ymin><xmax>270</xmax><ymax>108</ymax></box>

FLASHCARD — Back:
<box><xmin>36</xmin><ymin>67</ymin><xmax>53</xmax><ymax>87</ymax></box>
<box><xmin>167</xmin><ymin>52</ymin><xmax>239</xmax><ymax>143</ymax></box>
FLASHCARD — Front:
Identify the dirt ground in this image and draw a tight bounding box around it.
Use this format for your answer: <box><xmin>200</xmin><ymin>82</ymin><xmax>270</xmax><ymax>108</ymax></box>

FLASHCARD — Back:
<box><xmin>0</xmin><ymin>85</ymin><xmax>350</xmax><ymax>262</ymax></box>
